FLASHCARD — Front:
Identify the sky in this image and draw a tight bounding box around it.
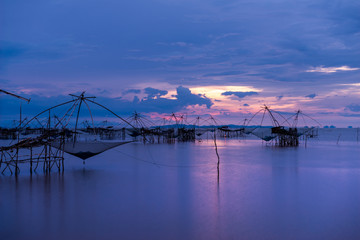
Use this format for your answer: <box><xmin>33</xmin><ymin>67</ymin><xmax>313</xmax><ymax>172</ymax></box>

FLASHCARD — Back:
<box><xmin>1</xmin><ymin>0</ymin><xmax>360</xmax><ymax>127</ymax></box>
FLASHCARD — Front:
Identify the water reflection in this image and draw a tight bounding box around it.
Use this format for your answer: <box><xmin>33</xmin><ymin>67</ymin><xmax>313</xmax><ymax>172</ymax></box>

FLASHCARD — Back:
<box><xmin>1</xmin><ymin>140</ymin><xmax>360</xmax><ymax>239</ymax></box>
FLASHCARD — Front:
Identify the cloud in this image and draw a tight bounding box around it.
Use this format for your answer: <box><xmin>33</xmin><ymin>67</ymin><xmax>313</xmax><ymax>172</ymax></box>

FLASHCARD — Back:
<box><xmin>305</xmin><ymin>93</ymin><xmax>317</xmax><ymax>99</ymax></box>
<box><xmin>346</xmin><ymin>104</ymin><xmax>360</xmax><ymax>112</ymax></box>
<box><xmin>0</xmin><ymin>79</ymin><xmax>10</xmax><ymax>84</ymax></box>
<box><xmin>243</xmin><ymin>103</ymin><xmax>249</xmax><ymax>106</ymax></box>
<box><xmin>123</xmin><ymin>89</ymin><xmax>141</xmax><ymax>95</ymax></box>
<box><xmin>274</xmin><ymin>110</ymin><xmax>298</xmax><ymax>116</ymax></box>
<box><xmin>157</xmin><ymin>42</ymin><xmax>192</xmax><ymax>47</ymax></box>
<box><xmin>221</xmin><ymin>91</ymin><xmax>258</xmax><ymax>99</ymax></box>
<box><xmin>306</xmin><ymin>66</ymin><xmax>360</xmax><ymax>73</ymax></box>
<box><xmin>171</xmin><ymin>42</ymin><xmax>192</xmax><ymax>47</ymax></box>
<box><xmin>0</xmin><ymin>42</ymin><xmax>29</xmax><ymax>70</ymax></box>
<box><xmin>339</xmin><ymin>113</ymin><xmax>360</xmax><ymax>118</ymax></box>
<box><xmin>106</xmin><ymin>86</ymin><xmax>212</xmax><ymax>114</ymax></box>
<box><xmin>203</xmin><ymin>71</ymin><xmax>245</xmax><ymax>77</ymax></box>
<box><xmin>0</xmin><ymin>42</ymin><xmax>27</xmax><ymax>58</ymax></box>
<box><xmin>144</xmin><ymin>87</ymin><xmax>168</xmax><ymax>99</ymax></box>
<box><xmin>133</xmin><ymin>96</ymin><xmax>140</xmax><ymax>103</ymax></box>
<box><xmin>176</xmin><ymin>86</ymin><xmax>213</xmax><ymax>109</ymax></box>
<box><xmin>276</xmin><ymin>95</ymin><xmax>283</xmax><ymax>100</ymax></box>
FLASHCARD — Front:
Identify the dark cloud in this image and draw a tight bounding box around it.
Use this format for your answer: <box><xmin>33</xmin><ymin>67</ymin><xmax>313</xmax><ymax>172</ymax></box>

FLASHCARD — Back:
<box><xmin>203</xmin><ymin>71</ymin><xmax>245</xmax><ymax>77</ymax></box>
<box><xmin>0</xmin><ymin>42</ymin><xmax>28</xmax><ymax>70</ymax></box>
<box><xmin>133</xmin><ymin>96</ymin><xmax>140</xmax><ymax>103</ymax></box>
<box><xmin>97</xmin><ymin>86</ymin><xmax>212</xmax><ymax>114</ymax></box>
<box><xmin>0</xmin><ymin>79</ymin><xmax>10</xmax><ymax>84</ymax></box>
<box><xmin>345</xmin><ymin>104</ymin><xmax>360</xmax><ymax>112</ymax></box>
<box><xmin>340</xmin><ymin>113</ymin><xmax>360</xmax><ymax>117</ymax></box>
<box><xmin>123</xmin><ymin>89</ymin><xmax>141</xmax><ymax>95</ymax></box>
<box><xmin>318</xmin><ymin>112</ymin><xmax>333</xmax><ymax>115</ymax></box>
<box><xmin>0</xmin><ymin>41</ymin><xmax>70</xmax><ymax>62</ymax></box>
<box><xmin>112</xmin><ymin>86</ymin><xmax>213</xmax><ymax>113</ymax></box>
<box><xmin>221</xmin><ymin>91</ymin><xmax>258</xmax><ymax>99</ymax></box>
<box><xmin>243</xmin><ymin>103</ymin><xmax>249</xmax><ymax>107</ymax></box>
<box><xmin>144</xmin><ymin>87</ymin><xmax>168</xmax><ymax>99</ymax></box>
<box><xmin>2</xmin><ymin>2</ymin><xmax>359</xmax><ymax>89</ymax></box>
<box><xmin>305</xmin><ymin>93</ymin><xmax>317</xmax><ymax>99</ymax></box>
<box><xmin>0</xmin><ymin>42</ymin><xmax>27</xmax><ymax>58</ymax></box>
<box><xmin>176</xmin><ymin>86</ymin><xmax>213</xmax><ymax>109</ymax></box>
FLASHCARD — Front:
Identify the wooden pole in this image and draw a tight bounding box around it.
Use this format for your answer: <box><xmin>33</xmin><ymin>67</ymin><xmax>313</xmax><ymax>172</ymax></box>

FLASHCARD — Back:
<box><xmin>30</xmin><ymin>147</ymin><xmax>33</xmax><ymax>174</ymax></box>
<box><xmin>15</xmin><ymin>147</ymin><xmax>19</xmax><ymax>176</ymax></box>
<box><xmin>213</xmin><ymin>130</ymin><xmax>220</xmax><ymax>182</ymax></box>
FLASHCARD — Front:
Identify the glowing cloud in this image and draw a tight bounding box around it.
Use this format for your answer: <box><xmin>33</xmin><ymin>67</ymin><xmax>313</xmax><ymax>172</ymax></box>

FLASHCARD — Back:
<box><xmin>306</xmin><ymin>66</ymin><xmax>359</xmax><ymax>73</ymax></box>
<box><xmin>190</xmin><ymin>86</ymin><xmax>261</xmax><ymax>99</ymax></box>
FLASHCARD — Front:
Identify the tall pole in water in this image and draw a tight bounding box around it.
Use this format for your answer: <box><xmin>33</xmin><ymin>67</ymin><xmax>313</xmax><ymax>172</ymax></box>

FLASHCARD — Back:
<box><xmin>213</xmin><ymin>129</ymin><xmax>220</xmax><ymax>182</ymax></box>
<box><xmin>18</xmin><ymin>102</ymin><xmax>22</xmax><ymax>141</ymax></box>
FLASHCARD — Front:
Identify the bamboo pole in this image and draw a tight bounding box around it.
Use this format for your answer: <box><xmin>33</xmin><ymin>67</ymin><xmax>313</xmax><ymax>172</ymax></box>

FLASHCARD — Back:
<box><xmin>30</xmin><ymin>147</ymin><xmax>33</xmax><ymax>174</ymax></box>
<box><xmin>213</xmin><ymin>130</ymin><xmax>220</xmax><ymax>182</ymax></box>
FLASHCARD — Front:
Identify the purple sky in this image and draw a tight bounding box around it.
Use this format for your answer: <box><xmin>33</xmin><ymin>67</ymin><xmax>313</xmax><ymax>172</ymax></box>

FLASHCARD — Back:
<box><xmin>1</xmin><ymin>0</ymin><xmax>360</xmax><ymax>127</ymax></box>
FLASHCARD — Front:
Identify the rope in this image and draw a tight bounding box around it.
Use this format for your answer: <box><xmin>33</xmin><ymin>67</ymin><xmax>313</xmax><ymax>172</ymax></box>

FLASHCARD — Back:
<box><xmin>98</xmin><ymin>140</ymin><xmax>218</xmax><ymax>168</ymax></box>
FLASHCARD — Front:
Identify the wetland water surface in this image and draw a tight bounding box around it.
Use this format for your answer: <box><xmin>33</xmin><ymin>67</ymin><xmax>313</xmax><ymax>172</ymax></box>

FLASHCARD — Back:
<box><xmin>1</xmin><ymin>139</ymin><xmax>360</xmax><ymax>240</ymax></box>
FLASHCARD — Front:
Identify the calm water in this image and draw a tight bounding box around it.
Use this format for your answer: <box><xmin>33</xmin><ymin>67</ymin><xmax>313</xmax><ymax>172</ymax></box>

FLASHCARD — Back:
<box><xmin>1</xmin><ymin>139</ymin><xmax>360</xmax><ymax>240</ymax></box>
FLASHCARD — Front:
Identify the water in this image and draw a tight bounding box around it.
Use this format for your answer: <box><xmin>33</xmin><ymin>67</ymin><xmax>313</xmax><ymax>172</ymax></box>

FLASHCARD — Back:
<box><xmin>1</xmin><ymin>139</ymin><xmax>360</xmax><ymax>240</ymax></box>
